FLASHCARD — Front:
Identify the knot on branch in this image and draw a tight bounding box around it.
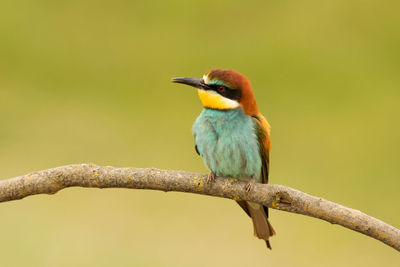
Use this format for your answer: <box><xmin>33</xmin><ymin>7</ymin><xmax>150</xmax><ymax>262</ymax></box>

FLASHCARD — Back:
<box><xmin>271</xmin><ymin>191</ymin><xmax>292</xmax><ymax>210</ymax></box>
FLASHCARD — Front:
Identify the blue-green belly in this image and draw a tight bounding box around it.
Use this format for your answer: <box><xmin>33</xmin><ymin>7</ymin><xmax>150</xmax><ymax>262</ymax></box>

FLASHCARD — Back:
<box><xmin>192</xmin><ymin>108</ymin><xmax>262</xmax><ymax>181</ymax></box>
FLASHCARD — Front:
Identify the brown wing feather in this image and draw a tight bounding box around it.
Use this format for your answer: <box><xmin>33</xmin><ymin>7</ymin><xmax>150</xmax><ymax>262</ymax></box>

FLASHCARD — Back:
<box><xmin>236</xmin><ymin>113</ymin><xmax>271</xmax><ymax>218</ymax></box>
<box><xmin>252</xmin><ymin>113</ymin><xmax>271</xmax><ymax>218</ymax></box>
<box><xmin>252</xmin><ymin>113</ymin><xmax>271</xmax><ymax>184</ymax></box>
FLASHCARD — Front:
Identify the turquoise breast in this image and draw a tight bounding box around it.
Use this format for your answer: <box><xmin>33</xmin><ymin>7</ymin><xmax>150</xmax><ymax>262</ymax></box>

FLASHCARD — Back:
<box><xmin>192</xmin><ymin>108</ymin><xmax>262</xmax><ymax>181</ymax></box>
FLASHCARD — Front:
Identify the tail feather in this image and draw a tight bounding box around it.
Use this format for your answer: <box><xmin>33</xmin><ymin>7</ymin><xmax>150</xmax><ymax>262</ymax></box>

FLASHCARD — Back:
<box><xmin>247</xmin><ymin>202</ymin><xmax>275</xmax><ymax>250</ymax></box>
<box><xmin>266</xmin><ymin>240</ymin><xmax>272</xmax><ymax>250</ymax></box>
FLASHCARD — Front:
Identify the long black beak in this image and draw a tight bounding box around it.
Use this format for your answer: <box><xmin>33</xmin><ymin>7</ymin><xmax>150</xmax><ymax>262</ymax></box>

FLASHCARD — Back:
<box><xmin>171</xmin><ymin>77</ymin><xmax>210</xmax><ymax>90</ymax></box>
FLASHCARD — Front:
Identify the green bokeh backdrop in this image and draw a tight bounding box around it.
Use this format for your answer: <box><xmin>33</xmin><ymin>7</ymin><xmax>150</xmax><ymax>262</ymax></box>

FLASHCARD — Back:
<box><xmin>1</xmin><ymin>0</ymin><xmax>399</xmax><ymax>266</ymax></box>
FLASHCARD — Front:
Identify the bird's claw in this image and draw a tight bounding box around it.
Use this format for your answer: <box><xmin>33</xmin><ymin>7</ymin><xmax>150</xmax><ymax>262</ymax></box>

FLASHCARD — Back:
<box><xmin>245</xmin><ymin>178</ymin><xmax>255</xmax><ymax>193</ymax></box>
<box><xmin>207</xmin><ymin>172</ymin><xmax>216</xmax><ymax>183</ymax></box>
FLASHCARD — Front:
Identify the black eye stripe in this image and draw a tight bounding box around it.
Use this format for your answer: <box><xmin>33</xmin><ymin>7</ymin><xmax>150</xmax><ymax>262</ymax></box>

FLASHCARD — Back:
<box><xmin>207</xmin><ymin>84</ymin><xmax>242</xmax><ymax>101</ymax></box>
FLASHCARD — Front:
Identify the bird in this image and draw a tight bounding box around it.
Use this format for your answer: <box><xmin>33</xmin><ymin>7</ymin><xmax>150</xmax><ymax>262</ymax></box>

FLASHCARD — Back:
<box><xmin>172</xmin><ymin>68</ymin><xmax>275</xmax><ymax>249</ymax></box>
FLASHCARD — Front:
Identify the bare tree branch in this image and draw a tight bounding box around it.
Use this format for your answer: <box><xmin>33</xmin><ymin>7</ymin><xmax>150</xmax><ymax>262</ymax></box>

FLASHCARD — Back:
<box><xmin>0</xmin><ymin>163</ymin><xmax>399</xmax><ymax>252</ymax></box>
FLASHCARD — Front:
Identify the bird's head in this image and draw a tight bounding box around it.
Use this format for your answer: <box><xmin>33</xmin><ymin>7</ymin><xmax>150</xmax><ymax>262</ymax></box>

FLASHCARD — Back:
<box><xmin>172</xmin><ymin>69</ymin><xmax>258</xmax><ymax>115</ymax></box>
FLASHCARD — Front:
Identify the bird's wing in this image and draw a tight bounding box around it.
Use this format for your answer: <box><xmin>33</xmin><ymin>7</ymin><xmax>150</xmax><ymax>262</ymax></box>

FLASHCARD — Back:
<box><xmin>251</xmin><ymin>113</ymin><xmax>272</xmax><ymax>222</ymax></box>
<box><xmin>236</xmin><ymin>113</ymin><xmax>271</xmax><ymax>218</ymax></box>
<box><xmin>252</xmin><ymin>113</ymin><xmax>271</xmax><ymax>184</ymax></box>
<box><xmin>192</xmin><ymin>118</ymin><xmax>217</xmax><ymax>158</ymax></box>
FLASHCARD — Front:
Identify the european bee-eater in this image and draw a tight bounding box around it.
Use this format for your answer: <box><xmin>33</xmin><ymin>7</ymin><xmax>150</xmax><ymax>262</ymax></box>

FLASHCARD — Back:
<box><xmin>172</xmin><ymin>69</ymin><xmax>276</xmax><ymax>249</ymax></box>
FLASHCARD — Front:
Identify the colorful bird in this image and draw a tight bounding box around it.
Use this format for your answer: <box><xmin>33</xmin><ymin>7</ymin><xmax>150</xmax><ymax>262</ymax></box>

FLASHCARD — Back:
<box><xmin>172</xmin><ymin>69</ymin><xmax>275</xmax><ymax>249</ymax></box>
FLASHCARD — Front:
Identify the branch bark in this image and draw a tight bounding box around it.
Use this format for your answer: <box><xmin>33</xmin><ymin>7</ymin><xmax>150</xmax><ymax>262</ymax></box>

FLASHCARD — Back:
<box><xmin>0</xmin><ymin>163</ymin><xmax>399</xmax><ymax>252</ymax></box>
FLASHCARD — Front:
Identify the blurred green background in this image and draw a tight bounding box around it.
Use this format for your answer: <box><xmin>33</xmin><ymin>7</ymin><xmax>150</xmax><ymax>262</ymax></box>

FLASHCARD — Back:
<box><xmin>1</xmin><ymin>0</ymin><xmax>399</xmax><ymax>266</ymax></box>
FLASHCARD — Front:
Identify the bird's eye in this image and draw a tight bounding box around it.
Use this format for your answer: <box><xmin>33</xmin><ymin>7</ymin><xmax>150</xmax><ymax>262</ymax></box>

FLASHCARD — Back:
<box><xmin>217</xmin><ymin>86</ymin><xmax>226</xmax><ymax>93</ymax></box>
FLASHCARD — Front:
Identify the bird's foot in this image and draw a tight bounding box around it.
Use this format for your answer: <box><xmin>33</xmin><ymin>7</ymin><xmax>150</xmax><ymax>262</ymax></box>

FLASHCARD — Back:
<box><xmin>245</xmin><ymin>178</ymin><xmax>256</xmax><ymax>193</ymax></box>
<box><xmin>207</xmin><ymin>171</ymin><xmax>216</xmax><ymax>183</ymax></box>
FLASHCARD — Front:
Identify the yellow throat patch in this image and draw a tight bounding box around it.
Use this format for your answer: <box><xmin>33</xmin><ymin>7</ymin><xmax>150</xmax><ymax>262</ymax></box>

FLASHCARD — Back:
<box><xmin>197</xmin><ymin>89</ymin><xmax>239</xmax><ymax>110</ymax></box>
